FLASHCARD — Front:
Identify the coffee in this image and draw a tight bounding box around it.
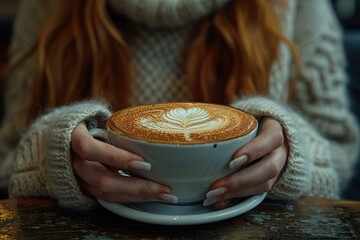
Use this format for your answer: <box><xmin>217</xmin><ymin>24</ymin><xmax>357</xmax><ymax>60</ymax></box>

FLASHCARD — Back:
<box><xmin>108</xmin><ymin>102</ymin><xmax>257</xmax><ymax>144</ymax></box>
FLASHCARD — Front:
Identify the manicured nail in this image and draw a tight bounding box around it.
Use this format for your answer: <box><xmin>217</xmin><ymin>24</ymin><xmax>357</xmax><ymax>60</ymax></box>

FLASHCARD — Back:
<box><xmin>206</xmin><ymin>187</ymin><xmax>227</xmax><ymax>198</ymax></box>
<box><xmin>128</xmin><ymin>161</ymin><xmax>151</xmax><ymax>171</ymax></box>
<box><xmin>159</xmin><ymin>193</ymin><xmax>179</xmax><ymax>204</ymax></box>
<box><xmin>203</xmin><ymin>196</ymin><xmax>221</xmax><ymax>207</ymax></box>
<box><xmin>229</xmin><ymin>155</ymin><xmax>248</xmax><ymax>169</ymax></box>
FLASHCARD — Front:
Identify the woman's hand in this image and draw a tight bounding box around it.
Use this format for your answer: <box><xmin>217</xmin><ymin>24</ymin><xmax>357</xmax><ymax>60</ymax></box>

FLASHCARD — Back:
<box><xmin>204</xmin><ymin>117</ymin><xmax>288</xmax><ymax>209</ymax></box>
<box><xmin>71</xmin><ymin>122</ymin><xmax>178</xmax><ymax>204</ymax></box>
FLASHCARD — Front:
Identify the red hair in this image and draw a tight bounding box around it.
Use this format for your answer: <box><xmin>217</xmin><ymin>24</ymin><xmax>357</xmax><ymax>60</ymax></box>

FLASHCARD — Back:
<box><xmin>6</xmin><ymin>0</ymin><xmax>299</xmax><ymax>122</ymax></box>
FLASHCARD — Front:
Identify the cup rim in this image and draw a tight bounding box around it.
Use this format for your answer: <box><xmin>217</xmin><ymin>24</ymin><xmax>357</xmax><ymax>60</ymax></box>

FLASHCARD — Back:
<box><xmin>107</xmin><ymin>120</ymin><xmax>258</xmax><ymax>147</ymax></box>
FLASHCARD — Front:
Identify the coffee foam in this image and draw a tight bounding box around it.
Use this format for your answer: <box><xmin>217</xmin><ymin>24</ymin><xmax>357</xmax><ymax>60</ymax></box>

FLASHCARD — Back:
<box><xmin>108</xmin><ymin>103</ymin><xmax>257</xmax><ymax>144</ymax></box>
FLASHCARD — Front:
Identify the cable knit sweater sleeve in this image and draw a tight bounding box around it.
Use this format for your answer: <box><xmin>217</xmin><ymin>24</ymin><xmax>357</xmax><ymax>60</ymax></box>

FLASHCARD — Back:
<box><xmin>232</xmin><ymin>98</ymin><xmax>336</xmax><ymax>199</ymax></box>
<box><xmin>0</xmin><ymin>0</ymin><xmax>113</xmax><ymax>209</ymax></box>
<box><xmin>8</xmin><ymin>101</ymin><xmax>112</xmax><ymax>209</ymax></box>
<box><xmin>0</xmin><ymin>0</ymin><xmax>53</xmax><ymax>187</ymax></box>
<box><xmin>231</xmin><ymin>0</ymin><xmax>359</xmax><ymax>199</ymax></box>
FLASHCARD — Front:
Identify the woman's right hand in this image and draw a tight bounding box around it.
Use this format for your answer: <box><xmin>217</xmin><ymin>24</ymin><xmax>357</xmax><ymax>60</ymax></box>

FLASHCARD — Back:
<box><xmin>71</xmin><ymin>122</ymin><xmax>178</xmax><ymax>204</ymax></box>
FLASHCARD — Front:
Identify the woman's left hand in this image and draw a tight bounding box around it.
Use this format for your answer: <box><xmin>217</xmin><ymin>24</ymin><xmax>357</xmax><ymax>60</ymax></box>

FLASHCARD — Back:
<box><xmin>203</xmin><ymin>117</ymin><xmax>288</xmax><ymax>209</ymax></box>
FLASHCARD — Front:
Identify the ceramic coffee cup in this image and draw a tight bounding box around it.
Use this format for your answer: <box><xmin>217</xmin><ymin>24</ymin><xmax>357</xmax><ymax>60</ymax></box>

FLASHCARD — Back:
<box><xmin>90</xmin><ymin>102</ymin><xmax>258</xmax><ymax>204</ymax></box>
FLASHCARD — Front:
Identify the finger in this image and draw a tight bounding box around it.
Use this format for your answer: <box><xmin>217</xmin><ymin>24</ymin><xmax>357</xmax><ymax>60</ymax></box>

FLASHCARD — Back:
<box><xmin>78</xmin><ymin>176</ymin><xmax>177</xmax><ymax>203</ymax></box>
<box><xmin>204</xmin><ymin>175</ymin><xmax>278</xmax><ymax>208</ymax></box>
<box><xmin>217</xmin><ymin>144</ymin><xmax>287</xmax><ymax>190</ymax></box>
<box><xmin>211</xmin><ymin>177</ymin><xmax>277</xmax><ymax>209</ymax></box>
<box><xmin>71</xmin><ymin>123</ymin><xmax>146</xmax><ymax>170</ymax></box>
<box><xmin>222</xmin><ymin>177</ymin><xmax>278</xmax><ymax>200</ymax></box>
<box><xmin>73</xmin><ymin>157</ymin><xmax>178</xmax><ymax>203</ymax></box>
<box><xmin>232</xmin><ymin>118</ymin><xmax>284</xmax><ymax>165</ymax></box>
<box><xmin>213</xmin><ymin>200</ymin><xmax>231</xmax><ymax>209</ymax></box>
<box><xmin>206</xmin><ymin>144</ymin><xmax>286</xmax><ymax>208</ymax></box>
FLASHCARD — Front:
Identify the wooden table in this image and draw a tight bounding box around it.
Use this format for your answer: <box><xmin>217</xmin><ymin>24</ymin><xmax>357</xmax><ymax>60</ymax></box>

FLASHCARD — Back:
<box><xmin>0</xmin><ymin>197</ymin><xmax>359</xmax><ymax>239</ymax></box>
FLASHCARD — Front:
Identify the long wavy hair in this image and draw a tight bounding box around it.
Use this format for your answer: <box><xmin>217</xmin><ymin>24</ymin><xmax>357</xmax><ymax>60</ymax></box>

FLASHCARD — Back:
<box><xmin>7</xmin><ymin>0</ymin><xmax>300</xmax><ymax>122</ymax></box>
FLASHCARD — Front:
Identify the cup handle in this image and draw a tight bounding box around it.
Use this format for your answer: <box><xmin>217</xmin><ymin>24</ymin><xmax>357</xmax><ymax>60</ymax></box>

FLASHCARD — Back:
<box><xmin>89</xmin><ymin>128</ymin><xmax>109</xmax><ymax>143</ymax></box>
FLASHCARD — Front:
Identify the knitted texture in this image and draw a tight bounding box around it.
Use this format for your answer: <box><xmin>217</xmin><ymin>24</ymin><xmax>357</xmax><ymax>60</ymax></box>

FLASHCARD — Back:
<box><xmin>293</xmin><ymin>0</ymin><xmax>359</xmax><ymax>189</ymax></box>
<box><xmin>126</xmin><ymin>24</ymin><xmax>193</xmax><ymax>105</ymax></box>
<box><xmin>232</xmin><ymin>97</ymin><xmax>339</xmax><ymax>199</ymax></box>
<box><xmin>0</xmin><ymin>0</ymin><xmax>358</xmax><ymax>209</ymax></box>
<box><xmin>9</xmin><ymin>101</ymin><xmax>111</xmax><ymax>209</ymax></box>
<box><xmin>0</xmin><ymin>0</ymin><xmax>51</xmax><ymax>187</ymax></box>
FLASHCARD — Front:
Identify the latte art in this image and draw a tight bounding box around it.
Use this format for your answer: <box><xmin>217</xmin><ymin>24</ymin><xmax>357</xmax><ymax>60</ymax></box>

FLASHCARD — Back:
<box><xmin>141</xmin><ymin>107</ymin><xmax>225</xmax><ymax>141</ymax></box>
<box><xmin>108</xmin><ymin>103</ymin><xmax>257</xmax><ymax>144</ymax></box>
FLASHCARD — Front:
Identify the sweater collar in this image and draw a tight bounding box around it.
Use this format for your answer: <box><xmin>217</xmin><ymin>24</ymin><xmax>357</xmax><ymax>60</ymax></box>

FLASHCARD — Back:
<box><xmin>107</xmin><ymin>0</ymin><xmax>232</xmax><ymax>28</ymax></box>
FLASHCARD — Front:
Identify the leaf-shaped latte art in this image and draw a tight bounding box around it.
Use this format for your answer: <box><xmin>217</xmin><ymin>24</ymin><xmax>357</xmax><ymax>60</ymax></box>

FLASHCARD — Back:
<box><xmin>140</xmin><ymin>107</ymin><xmax>224</xmax><ymax>141</ymax></box>
<box><xmin>164</xmin><ymin>107</ymin><xmax>210</xmax><ymax>127</ymax></box>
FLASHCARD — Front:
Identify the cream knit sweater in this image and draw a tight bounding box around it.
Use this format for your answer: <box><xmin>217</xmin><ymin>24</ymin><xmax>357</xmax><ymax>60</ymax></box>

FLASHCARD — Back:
<box><xmin>0</xmin><ymin>0</ymin><xmax>358</xmax><ymax>210</ymax></box>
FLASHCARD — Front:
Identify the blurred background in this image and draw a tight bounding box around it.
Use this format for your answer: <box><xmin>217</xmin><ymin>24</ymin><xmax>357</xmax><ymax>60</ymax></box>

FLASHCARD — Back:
<box><xmin>0</xmin><ymin>0</ymin><xmax>359</xmax><ymax>199</ymax></box>
<box><xmin>0</xmin><ymin>0</ymin><xmax>18</xmax><ymax>67</ymax></box>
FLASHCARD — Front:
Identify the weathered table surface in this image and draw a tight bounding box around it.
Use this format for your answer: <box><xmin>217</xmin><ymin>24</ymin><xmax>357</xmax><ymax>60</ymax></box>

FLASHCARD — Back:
<box><xmin>0</xmin><ymin>197</ymin><xmax>359</xmax><ymax>239</ymax></box>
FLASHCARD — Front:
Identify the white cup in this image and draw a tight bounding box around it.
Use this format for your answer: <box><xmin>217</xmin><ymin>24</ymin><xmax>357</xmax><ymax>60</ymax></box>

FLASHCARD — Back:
<box><xmin>90</xmin><ymin>106</ymin><xmax>258</xmax><ymax>205</ymax></box>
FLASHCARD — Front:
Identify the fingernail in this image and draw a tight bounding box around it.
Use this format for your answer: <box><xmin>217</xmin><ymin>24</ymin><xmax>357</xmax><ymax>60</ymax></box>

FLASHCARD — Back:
<box><xmin>128</xmin><ymin>161</ymin><xmax>151</xmax><ymax>171</ymax></box>
<box><xmin>203</xmin><ymin>196</ymin><xmax>221</xmax><ymax>207</ymax></box>
<box><xmin>229</xmin><ymin>155</ymin><xmax>248</xmax><ymax>169</ymax></box>
<box><xmin>206</xmin><ymin>187</ymin><xmax>227</xmax><ymax>198</ymax></box>
<box><xmin>159</xmin><ymin>193</ymin><xmax>179</xmax><ymax>204</ymax></box>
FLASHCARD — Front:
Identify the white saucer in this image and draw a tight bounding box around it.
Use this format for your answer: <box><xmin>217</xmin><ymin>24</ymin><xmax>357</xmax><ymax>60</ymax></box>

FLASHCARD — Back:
<box><xmin>97</xmin><ymin>193</ymin><xmax>267</xmax><ymax>225</ymax></box>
